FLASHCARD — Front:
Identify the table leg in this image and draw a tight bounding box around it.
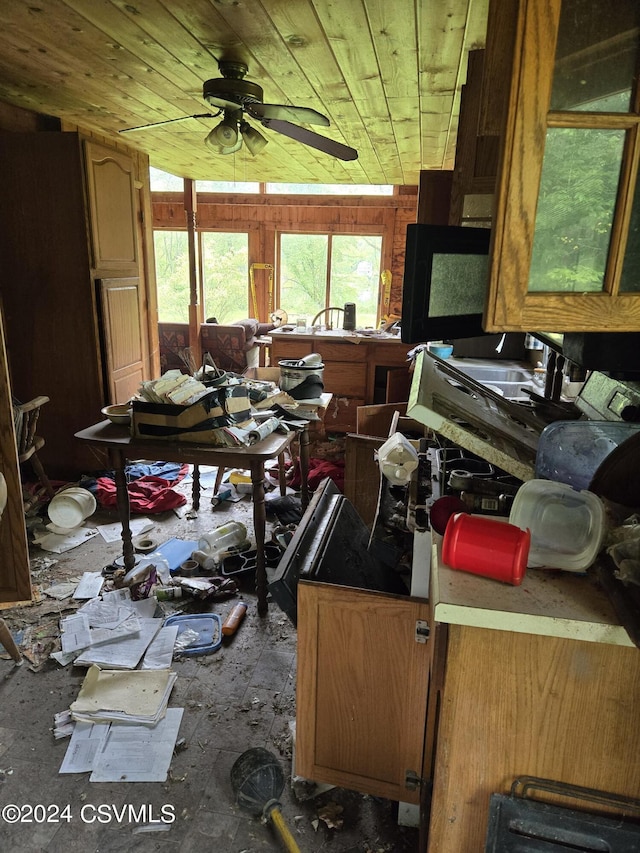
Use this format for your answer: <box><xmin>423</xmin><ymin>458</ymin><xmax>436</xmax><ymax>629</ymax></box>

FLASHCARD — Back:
<box><xmin>192</xmin><ymin>463</ymin><xmax>200</xmax><ymax>511</ymax></box>
<box><xmin>278</xmin><ymin>452</ymin><xmax>287</xmax><ymax>496</ymax></box>
<box><xmin>299</xmin><ymin>425</ymin><xmax>310</xmax><ymax>511</ymax></box>
<box><xmin>112</xmin><ymin>449</ymin><xmax>135</xmax><ymax>571</ymax></box>
<box><xmin>251</xmin><ymin>460</ymin><xmax>268</xmax><ymax>616</ymax></box>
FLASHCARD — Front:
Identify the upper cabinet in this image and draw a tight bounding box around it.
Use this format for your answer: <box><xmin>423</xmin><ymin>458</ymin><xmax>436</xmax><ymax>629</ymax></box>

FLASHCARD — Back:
<box><xmin>84</xmin><ymin>141</ymin><xmax>138</xmax><ymax>271</ymax></box>
<box><xmin>485</xmin><ymin>0</ymin><xmax>640</xmax><ymax>332</ymax></box>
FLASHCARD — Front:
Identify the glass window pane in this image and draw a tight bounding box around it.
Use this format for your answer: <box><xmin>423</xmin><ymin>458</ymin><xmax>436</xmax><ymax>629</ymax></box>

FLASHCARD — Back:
<box><xmin>528</xmin><ymin>127</ymin><xmax>625</xmax><ymax>293</ymax></box>
<box><xmin>201</xmin><ymin>233</ymin><xmax>249</xmax><ymax>323</ymax></box>
<box><xmin>279</xmin><ymin>234</ymin><xmax>328</xmax><ymax>319</ymax></box>
<box><xmin>153</xmin><ymin>231</ymin><xmax>190</xmax><ymax>322</ymax></box>
<box><xmin>620</xmin><ymin>175</ymin><xmax>640</xmax><ymax>293</ymax></box>
<box><xmin>551</xmin><ymin>0</ymin><xmax>640</xmax><ymax>112</ymax></box>
<box><xmin>150</xmin><ymin>167</ymin><xmax>184</xmax><ymax>191</ymax></box>
<box><xmin>196</xmin><ymin>181</ymin><xmax>260</xmax><ymax>193</ymax></box>
<box><xmin>267</xmin><ymin>183</ymin><xmax>394</xmax><ymax>195</ymax></box>
<box><xmin>330</xmin><ymin>235</ymin><xmax>382</xmax><ymax>328</ymax></box>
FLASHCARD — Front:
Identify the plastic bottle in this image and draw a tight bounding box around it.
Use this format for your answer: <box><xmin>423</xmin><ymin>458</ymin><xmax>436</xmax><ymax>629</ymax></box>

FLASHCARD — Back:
<box><xmin>156</xmin><ymin>586</ymin><xmax>183</xmax><ymax>601</ymax></box>
<box><xmin>191</xmin><ymin>549</ymin><xmax>217</xmax><ymax>571</ymax></box>
<box><xmin>198</xmin><ymin>521</ymin><xmax>248</xmax><ymax>561</ymax></box>
<box><xmin>376</xmin><ymin>432</ymin><xmax>419</xmax><ymax>485</ymax></box>
<box><xmin>222</xmin><ymin>601</ymin><xmax>248</xmax><ymax>636</ymax></box>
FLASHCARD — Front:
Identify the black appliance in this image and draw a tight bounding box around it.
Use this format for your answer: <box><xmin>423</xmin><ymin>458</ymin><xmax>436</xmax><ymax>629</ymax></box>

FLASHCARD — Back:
<box><xmin>401</xmin><ymin>223</ymin><xmax>491</xmax><ymax>344</ymax></box>
<box><xmin>485</xmin><ymin>777</ymin><xmax>640</xmax><ymax>851</ymax></box>
<box><xmin>269</xmin><ymin>478</ymin><xmax>408</xmax><ymax>625</ymax></box>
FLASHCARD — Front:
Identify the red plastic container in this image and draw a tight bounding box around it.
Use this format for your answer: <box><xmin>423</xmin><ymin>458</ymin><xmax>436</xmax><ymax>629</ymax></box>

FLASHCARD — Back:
<box><xmin>442</xmin><ymin>513</ymin><xmax>530</xmax><ymax>585</ymax></box>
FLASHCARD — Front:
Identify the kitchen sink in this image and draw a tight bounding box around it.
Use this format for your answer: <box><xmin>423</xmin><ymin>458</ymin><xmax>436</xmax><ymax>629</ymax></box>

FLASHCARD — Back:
<box><xmin>441</xmin><ymin>359</ymin><xmax>538</xmax><ymax>400</ymax></box>
<box><xmin>454</xmin><ymin>365</ymin><xmax>533</xmax><ymax>384</ymax></box>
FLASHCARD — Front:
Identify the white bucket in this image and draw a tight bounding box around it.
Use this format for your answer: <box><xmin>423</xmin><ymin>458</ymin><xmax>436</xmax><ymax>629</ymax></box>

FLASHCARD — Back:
<box><xmin>278</xmin><ymin>354</ymin><xmax>324</xmax><ymax>395</ymax></box>
<box><xmin>48</xmin><ymin>487</ymin><xmax>97</xmax><ymax>529</ymax></box>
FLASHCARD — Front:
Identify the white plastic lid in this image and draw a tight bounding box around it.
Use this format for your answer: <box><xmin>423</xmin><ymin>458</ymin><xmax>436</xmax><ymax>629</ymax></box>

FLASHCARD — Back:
<box><xmin>509</xmin><ymin>479</ymin><xmax>606</xmax><ymax>571</ymax></box>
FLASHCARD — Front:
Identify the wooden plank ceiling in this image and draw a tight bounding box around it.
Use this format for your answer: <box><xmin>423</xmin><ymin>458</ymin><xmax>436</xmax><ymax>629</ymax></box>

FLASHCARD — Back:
<box><xmin>0</xmin><ymin>0</ymin><xmax>489</xmax><ymax>185</ymax></box>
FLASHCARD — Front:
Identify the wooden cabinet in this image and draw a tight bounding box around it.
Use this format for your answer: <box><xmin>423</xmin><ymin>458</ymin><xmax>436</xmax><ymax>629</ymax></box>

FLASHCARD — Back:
<box><xmin>485</xmin><ymin>0</ymin><xmax>640</xmax><ymax>332</ymax></box>
<box><xmin>426</xmin><ymin>623</ymin><xmax>640</xmax><ymax>851</ymax></box>
<box><xmin>270</xmin><ymin>331</ymin><xmax>410</xmax><ymax>433</ymax></box>
<box><xmin>296</xmin><ymin>581</ymin><xmax>431</xmax><ymax>804</ymax></box>
<box><xmin>0</xmin><ymin>132</ymin><xmax>148</xmax><ymax>478</ymax></box>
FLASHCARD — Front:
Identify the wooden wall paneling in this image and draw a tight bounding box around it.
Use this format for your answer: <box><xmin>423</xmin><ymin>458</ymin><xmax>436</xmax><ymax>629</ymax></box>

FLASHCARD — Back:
<box><xmin>0</xmin><ymin>305</ymin><xmax>31</xmax><ymax>607</ymax></box>
<box><xmin>0</xmin><ymin>132</ymin><xmax>105</xmax><ymax>478</ymax></box>
<box><xmin>416</xmin><ymin>170</ymin><xmax>454</xmax><ymax>225</ymax></box>
<box><xmin>479</xmin><ymin>0</ymin><xmax>519</xmax><ymax>137</ymax></box>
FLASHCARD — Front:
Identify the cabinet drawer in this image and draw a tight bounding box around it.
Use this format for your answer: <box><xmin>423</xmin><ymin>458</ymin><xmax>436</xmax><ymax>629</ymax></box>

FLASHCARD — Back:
<box><xmin>270</xmin><ymin>340</ymin><xmax>313</xmax><ymax>363</ymax></box>
<box><xmin>314</xmin><ymin>341</ymin><xmax>367</xmax><ymax>363</ymax></box>
<box><xmin>371</xmin><ymin>342</ymin><xmax>411</xmax><ymax>367</ymax></box>
<box><xmin>322</xmin><ymin>362</ymin><xmax>366</xmax><ymax>397</ymax></box>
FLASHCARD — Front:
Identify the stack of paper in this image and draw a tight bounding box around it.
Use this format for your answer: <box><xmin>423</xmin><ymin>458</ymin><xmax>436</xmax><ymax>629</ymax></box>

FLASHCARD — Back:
<box><xmin>60</xmin><ymin>710</ymin><xmax>184</xmax><ymax>782</ymax></box>
<box><xmin>70</xmin><ymin>665</ymin><xmax>177</xmax><ymax>726</ymax></box>
<box><xmin>53</xmin><ymin>589</ymin><xmax>162</xmax><ymax>669</ymax></box>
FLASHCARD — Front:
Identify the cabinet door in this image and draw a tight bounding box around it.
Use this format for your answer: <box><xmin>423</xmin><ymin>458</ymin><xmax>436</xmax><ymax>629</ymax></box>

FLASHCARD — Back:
<box><xmin>84</xmin><ymin>141</ymin><xmax>138</xmax><ymax>271</ymax></box>
<box><xmin>296</xmin><ymin>581</ymin><xmax>430</xmax><ymax>804</ymax></box>
<box><xmin>99</xmin><ymin>278</ymin><xmax>145</xmax><ymax>404</ymax></box>
<box><xmin>485</xmin><ymin>0</ymin><xmax>640</xmax><ymax>332</ymax></box>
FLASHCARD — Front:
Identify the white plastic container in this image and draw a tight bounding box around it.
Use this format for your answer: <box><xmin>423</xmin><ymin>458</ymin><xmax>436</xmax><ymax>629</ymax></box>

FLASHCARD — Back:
<box><xmin>48</xmin><ymin>487</ymin><xmax>97</xmax><ymax>529</ymax></box>
<box><xmin>376</xmin><ymin>432</ymin><xmax>419</xmax><ymax>485</ymax></box>
<box><xmin>198</xmin><ymin>521</ymin><xmax>248</xmax><ymax>560</ymax></box>
<box><xmin>509</xmin><ymin>479</ymin><xmax>606</xmax><ymax>571</ymax></box>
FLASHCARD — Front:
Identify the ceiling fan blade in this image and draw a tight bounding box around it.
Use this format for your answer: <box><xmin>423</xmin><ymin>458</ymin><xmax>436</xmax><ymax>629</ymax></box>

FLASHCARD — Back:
<box><xmin>246</xmin><ymin>102</ymin><xmax>330</xmax><ymax>127</ymax></box>
<box><xmin>261</xmin><ymin>119</ymin><xmax>358</xmax><ymax>161</ymax></box>
<box><xmin>119</xmin><ymin>113</ymin><xmax>219</xmax><ymax>133</ymax></box>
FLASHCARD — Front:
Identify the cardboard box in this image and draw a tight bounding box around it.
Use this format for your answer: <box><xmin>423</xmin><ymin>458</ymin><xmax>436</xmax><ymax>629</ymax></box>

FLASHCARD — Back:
<box><xmin>243</xmin><ymin>367</ymin><xmax>281</xmax><ymax>384</ymax></box>
<box><xmin>132</xmin><ymin>385</ymin><xmax>251</xmax><ymax>444</ymax></box>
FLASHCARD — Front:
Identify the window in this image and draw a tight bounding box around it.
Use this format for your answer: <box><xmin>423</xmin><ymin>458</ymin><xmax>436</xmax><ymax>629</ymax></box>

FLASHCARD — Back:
<box><xmin>154</xmin><ymin>230</ymin><xmax>250</xmax><ymax>323</ymax></box>
<box><xmin>201</xmin><ymin>232</ymin><xmax>250</xmax><ymax>322</ymax></box>
<box><xmin>267</xmin><ymin>182</ymin><xmax>394</xmax><ymax>196</ymax></box>
<box><xmin>154</xmin><ymin>231</ymin><xmax>189</xmax><ymax>322</ymax></box>
<box><xmin>279</xmin><ymin>233</ymin><xmax>382</xmax><ymax>328</ymax></box>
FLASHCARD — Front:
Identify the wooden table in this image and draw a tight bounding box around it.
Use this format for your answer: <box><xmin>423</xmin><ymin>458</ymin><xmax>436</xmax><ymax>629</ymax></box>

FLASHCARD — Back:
<box><xmin>75</xmin><ymin>420</ymin><xmax>309</xmax><ymax>614</ymax></box>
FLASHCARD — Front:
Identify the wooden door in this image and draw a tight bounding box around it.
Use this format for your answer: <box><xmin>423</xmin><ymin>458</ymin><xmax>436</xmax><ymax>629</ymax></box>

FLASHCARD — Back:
<box><xmin>99</xmin><ymin>278</ymin><xmax>145</xmax><ymax>403</ymax></box>
<box><xmin>296</xmin><ymin>581</ymin><xmax>430</xmax><ymax>804</ymax></box>
<box><xmin>84</xmin><ymin>141</ymin><xmax>138</xmax><ymax>271</ymax></box>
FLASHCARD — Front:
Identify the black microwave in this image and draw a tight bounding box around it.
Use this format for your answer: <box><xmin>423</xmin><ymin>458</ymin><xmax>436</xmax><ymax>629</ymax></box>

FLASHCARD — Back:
<box><xmin>400</xmin><ymin>223</ymin><xmax>491</xmax><ymax>345</ymax></box>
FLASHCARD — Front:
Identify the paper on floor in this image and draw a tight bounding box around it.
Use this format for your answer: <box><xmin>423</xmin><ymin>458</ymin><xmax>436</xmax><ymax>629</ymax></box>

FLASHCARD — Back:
<box><xmin>73</xmin><ymin>618</ymin><xmax>162</xmax><ymax>669</ymax></box>
<box><xmin>70</xmin><ymin>665</ymin><xmax>177</xmax><ymax>725</ymax></box>
<box><xmin>32</xmin><ymin>526</ymin><xmax>99</xmax><ymax>553</ymax></box>
<box><xmin>97</xmin><ymin>516</ymin><xmax>154</xmax><ymax>544</ymax></box>
<box><xmin>89</xmin><ymin>708</ymin><xmax>184</xmax><ymax>783</ymax></box>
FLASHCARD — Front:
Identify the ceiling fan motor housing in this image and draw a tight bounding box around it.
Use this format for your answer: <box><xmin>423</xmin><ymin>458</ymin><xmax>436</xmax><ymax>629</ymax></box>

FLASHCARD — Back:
<box><xmin>203</xmin><ymin>77</ymin><xmax>264</xmax><ymax>109</ymax></box>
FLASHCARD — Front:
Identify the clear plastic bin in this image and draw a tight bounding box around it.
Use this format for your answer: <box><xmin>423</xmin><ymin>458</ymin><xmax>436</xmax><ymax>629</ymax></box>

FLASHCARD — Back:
<box><xmin>509</xmin><ymin>479</ymin><xmax>606</xmax><ymax>572</ymax></box>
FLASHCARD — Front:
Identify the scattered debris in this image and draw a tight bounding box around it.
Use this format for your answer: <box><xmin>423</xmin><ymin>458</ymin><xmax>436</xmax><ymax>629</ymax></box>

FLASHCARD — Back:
<box><xmin>317</xmin><ymin>801</ymin><xmax>344</xmax><ymax>830</ymax></box>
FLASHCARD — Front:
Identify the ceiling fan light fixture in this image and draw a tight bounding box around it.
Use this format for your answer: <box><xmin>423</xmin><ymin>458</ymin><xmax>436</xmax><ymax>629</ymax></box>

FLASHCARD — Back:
<box><xmin>205</xmin><ymin>109</ymin><xmax>241</xmax><ymax>149</ymax></box>
<box><xmin>241</xmin><ymin>121</ymin><xmax>268</xmax><ymax>156</ymax></box>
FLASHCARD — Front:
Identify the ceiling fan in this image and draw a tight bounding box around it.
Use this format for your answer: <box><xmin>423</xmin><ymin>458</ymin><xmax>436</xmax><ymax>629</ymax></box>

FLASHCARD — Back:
<box><xmin>119</xmin><ymin>59</ymin><xmax>358</xmax><ymax>162</ymax></box>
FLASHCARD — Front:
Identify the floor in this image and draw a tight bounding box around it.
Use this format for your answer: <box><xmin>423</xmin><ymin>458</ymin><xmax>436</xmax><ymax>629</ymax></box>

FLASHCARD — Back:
<box><xmin>0</xmin><ymin>459</ymin><xmax>420</xmax><ymax>853</ymax></box>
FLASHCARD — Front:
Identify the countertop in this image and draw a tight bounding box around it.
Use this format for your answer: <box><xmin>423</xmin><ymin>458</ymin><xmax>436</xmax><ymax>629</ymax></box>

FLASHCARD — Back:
<box><xmin>270</xmin><ymin>327</ymin><xmax>405</xmax><ymax>343</ymax></box>
<box><xmin>431</xmin><ymin>535</ymin><xmax>634</xmax><ymax>647</ymax></box>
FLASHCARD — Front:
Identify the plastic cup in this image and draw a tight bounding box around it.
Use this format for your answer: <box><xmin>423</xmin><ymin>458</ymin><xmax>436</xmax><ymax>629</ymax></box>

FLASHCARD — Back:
<box><xmin>442</xmin><ymin>513</ymin><xmax>530</xmax><ymax>585</ymax></box>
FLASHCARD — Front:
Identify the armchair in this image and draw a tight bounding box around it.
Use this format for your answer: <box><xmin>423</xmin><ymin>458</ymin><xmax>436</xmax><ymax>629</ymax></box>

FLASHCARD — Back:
<box><xmin>158</xmin><ymin>322</ymin><xmax>191</xmax><ymax>373</ymax></box>
<box><xmin>200</xmin><ymin>319</ymin><xmax>275</xmax><ymax>373</ymax></box>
